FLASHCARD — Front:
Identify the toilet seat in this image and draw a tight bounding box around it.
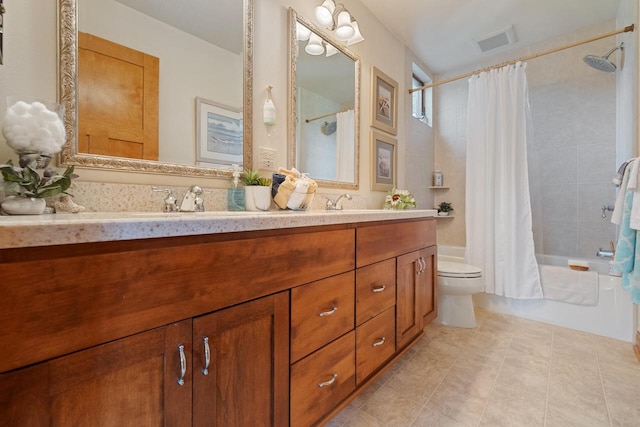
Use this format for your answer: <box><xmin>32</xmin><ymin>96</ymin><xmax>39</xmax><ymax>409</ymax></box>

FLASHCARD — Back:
<box><xmin>438</xmin><ymin>260</ymin><xmax>482</xmax><ymax>279</ymax></box>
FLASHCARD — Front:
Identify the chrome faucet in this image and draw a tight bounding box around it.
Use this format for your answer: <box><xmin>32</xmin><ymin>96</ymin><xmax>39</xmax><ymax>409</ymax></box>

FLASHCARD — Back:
<box><xmin>179</xmin><ymin>185</ymin><xmax>205</xmax><ymax>212</ymax></box>
<box><xmin>325</xmin><ymin>193</ymin><xmax>352</xmax><ymax>211</ymax></box>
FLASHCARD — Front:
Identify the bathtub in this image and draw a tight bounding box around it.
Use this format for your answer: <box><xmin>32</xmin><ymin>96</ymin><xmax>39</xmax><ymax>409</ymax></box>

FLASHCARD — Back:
<box><xmin>438</xmin><ymin>246</ymin><xmax>636</xmax><ymax>342</ymax></box>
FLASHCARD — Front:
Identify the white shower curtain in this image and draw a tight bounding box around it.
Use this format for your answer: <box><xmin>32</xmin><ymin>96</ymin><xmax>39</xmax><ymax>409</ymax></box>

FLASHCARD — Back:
<box><xmin>465</xmin><ymin>62</ymin><xmax>543</xmax><ymax>299</ymax></box>
<box><xmin>335</xmin><ymin>109</ymin><xmax>354</xmax><ymax>182</ymax></box>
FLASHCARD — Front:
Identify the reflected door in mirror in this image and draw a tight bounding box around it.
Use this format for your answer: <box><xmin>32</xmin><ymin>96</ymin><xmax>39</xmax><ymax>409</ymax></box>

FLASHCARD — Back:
<box><xmin>78</xmin><ymin>32</ymin><xmax>159</xmax><ymax>160</ymax></box>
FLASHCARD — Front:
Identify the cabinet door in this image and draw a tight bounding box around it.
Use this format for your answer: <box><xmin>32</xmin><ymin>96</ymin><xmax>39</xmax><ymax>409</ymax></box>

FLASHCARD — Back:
<box><xmin>192</xmin><ymin>292</ymin><xmax>289</xmax><ymax>427</ymax></box>
<box><xmin>396</xmin><ymin>250</ymin><xmax>422</xmax><ymax>349</ymax></box>
<box><xmin>0</xmin><ymin>321</ymin><xmax>192</xmax><ymax>427</ymax></box>
<box><xmin>419</xmin><ymin>246</ymin><xmax>437</xmax><ymax>325</ymax></box>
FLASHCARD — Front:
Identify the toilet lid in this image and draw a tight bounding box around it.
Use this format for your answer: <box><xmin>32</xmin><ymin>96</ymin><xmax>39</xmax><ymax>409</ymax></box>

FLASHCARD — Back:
<box><xmin>438</xmin><ymin>260</ymin><xmax>482</xmax><ymax>278</ymax></box>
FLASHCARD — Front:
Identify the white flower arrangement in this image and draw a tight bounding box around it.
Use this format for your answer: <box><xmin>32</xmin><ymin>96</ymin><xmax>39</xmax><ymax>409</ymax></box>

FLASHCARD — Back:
<box><xmin>383</xmin><ymin>188</ymin><xmax>416</xmax><ymax>210</ymax></box>
<box><xmin>1</xmin><ymin>101</ymin><xmax>66</xmax><ymax>155</ymax></box>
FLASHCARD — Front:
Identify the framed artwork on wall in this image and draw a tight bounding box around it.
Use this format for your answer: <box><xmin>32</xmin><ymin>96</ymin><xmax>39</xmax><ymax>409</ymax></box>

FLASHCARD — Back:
<box><xmin>370</xmin><ymin>66</ymin><xmax>398</xmax><ymax>135</ymax></box>
<box><xmin>195</xmin><ymin>97</ymin><xmax>244</xmax><ymax>166</ymax></box>
<box><xmin>371</xmin><ymin>130</ymin><xmax>397</xmax><ymax>191</ymax></box>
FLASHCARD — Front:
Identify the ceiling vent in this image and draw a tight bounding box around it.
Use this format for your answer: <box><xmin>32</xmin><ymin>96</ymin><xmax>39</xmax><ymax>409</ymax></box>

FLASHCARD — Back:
<box><xmin>472</xmin><ymin>25</ymin><xmax>517</xmax><ymax>54</ymax></box>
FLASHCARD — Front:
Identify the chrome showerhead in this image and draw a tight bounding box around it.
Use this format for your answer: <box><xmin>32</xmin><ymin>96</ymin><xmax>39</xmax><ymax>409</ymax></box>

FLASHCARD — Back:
<box><xmin>583</xmin><ymin>43</ymin><xmax>623</xmax><ymax>73</ymax></box>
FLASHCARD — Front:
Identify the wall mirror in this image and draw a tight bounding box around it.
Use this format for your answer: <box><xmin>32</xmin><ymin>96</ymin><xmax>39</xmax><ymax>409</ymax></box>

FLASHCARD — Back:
<box><xmin>58</xmin><ymin>0</ymin><xmax>253</xmax><ymax>177</ymax></box>
<box><xmin>288</xmin><ymin>9</ymin><xmax>360</xmax><ymax>189</ymax></box>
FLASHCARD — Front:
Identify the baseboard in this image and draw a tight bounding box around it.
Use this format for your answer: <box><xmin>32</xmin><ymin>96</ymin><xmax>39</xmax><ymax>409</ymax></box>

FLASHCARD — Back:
<box><xmin>635</xmin><ymin>331</ymin><xmax>640</xmax><ymax>364</ymax></box>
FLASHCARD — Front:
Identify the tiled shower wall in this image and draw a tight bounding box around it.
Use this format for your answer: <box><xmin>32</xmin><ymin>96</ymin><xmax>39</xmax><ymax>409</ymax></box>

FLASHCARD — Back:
<box><xmin>435</xmin><ymin>20</ymin><xmax>618</xmax><ymax>260</ymax></box>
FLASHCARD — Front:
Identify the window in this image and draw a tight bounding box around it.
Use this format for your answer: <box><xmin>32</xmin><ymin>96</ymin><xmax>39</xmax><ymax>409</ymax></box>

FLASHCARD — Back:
<box><xmin>411</xmin><ymin>63</ymin><xmax>432</xmax><ymax>127</ymax></box>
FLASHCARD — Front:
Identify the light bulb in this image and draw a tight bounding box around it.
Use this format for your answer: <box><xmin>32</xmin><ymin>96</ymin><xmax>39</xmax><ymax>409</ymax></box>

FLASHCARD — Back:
<box><xmin>296</xmin><ymin>22</ymin><xmax>311</xmax><ymax>41</ymax></box>
<box><xmin>335</xmin><ymin>11</ymin><xmax>355</xmax><ymax>41</ymax></box>
<box><xmin>305</xmin><ymin>33</ymin><xmax>325</xmax><ymax>55</ymax></box>
<box><xmin>314</xmin><ymin>0</ymin><xmax>336</xmax><ymax>28</ymax></box>
<box><xmin>346</xmin><ymin>21</ymin><xmax>364</xmax><ymax>46</ymax></box>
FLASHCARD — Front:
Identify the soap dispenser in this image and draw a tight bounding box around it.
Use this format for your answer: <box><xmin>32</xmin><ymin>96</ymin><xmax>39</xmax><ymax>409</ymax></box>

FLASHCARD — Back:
<box><xmin>227</xmin><ymin>164</ymin><xmax>245</xmax><ymax>211</ymax></box>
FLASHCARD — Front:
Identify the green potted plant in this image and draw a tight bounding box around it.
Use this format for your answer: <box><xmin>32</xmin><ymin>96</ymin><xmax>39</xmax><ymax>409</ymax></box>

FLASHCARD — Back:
<box><xmin>0</xmin><ymin>159</ymin><xmax>76</xmax><ymax>215</ymax></box>
<box><xmin>240</xmin><ymin>169</ymin><xmax>272</xmax><ymax>211</ymax></box>
<box><xmin>437</xmin><ymin>201</ymin><xmax>453</xmax><ymax>216</ymax></box>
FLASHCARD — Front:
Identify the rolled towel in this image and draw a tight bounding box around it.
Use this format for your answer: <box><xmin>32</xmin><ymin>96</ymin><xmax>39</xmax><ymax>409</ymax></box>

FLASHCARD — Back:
<box><xmin>287</xmin><ymin>179</ymin><xmax>310</xmax><ymax>210</ymax></box>
<box><xmin>274</xmin><ymin>175</ymin><xmax>296</xmax><ymax>209</ymax></box>
<box><xmin>271</xmin><ymin>173</ymin><xmax>286</xmax><ymax>198</ymax></box>
<box><xmin>277</xmin><ymin>166</ymin><xmax>301</xmax><ymax>179</ymax></box>
<box><xmin>301</xmin><ymin>178</ymin><xmax>318</xmax><ymax>209</ymax></box>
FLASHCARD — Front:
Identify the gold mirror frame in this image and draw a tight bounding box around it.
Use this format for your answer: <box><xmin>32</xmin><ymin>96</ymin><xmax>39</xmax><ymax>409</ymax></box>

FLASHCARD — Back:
<box><xmin>287</xmin><ymin>8</ymin><xmax>360</xmax><ymax>190</ymax></box>
<box><xmin>57</xmin><ymin>0</ymin><xmax>253</xmax><ymax>178</ymax></box>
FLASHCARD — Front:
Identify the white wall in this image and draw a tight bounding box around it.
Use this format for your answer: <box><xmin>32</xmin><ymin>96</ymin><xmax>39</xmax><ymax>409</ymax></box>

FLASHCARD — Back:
<box><xmin>0</xmin><ymin>0</ymin><xmax>420</xmax><ymax>209</ymax></box>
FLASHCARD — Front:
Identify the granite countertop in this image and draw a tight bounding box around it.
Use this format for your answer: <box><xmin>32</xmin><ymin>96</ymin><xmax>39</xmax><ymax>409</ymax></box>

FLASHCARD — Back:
<box><xmin>0</xmin><ymin>209</ymin><xmax>437</xmax><ymax>249</ymax></box>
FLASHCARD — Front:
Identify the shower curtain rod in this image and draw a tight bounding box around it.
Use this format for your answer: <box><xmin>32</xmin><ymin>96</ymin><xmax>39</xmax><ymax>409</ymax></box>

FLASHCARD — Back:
<box><xmin>305</xmin><ymin>107</ymin><xmax>352</xmax><ymax>123</ymax></box>
<box><xmin>409</xmin><ymin>24</ymin><xmax>635</xmax><ymax>93</ymax></box>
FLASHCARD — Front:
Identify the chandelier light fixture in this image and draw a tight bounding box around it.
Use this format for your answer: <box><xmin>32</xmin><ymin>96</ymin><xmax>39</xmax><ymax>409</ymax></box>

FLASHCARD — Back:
<box><xmin>313</xmin><ymin>0</ymin><xmax>364</xmax><ymax>46</ymax></box>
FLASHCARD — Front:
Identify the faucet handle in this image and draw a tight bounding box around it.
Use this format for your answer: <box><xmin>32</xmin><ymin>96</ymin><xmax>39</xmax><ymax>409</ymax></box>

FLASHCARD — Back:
<box><xmin>153</xmin><ymin>187</ymin><xmax>178</xmax><ymax>212</ymax></box>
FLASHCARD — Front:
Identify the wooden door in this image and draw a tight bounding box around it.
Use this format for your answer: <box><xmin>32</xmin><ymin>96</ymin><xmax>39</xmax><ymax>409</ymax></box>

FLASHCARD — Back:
<box><xmin>419</xmin><ymin>246</ymin><xmax>438</xmax><ymax>325</ymax></box>
<box><xmin>192</xmin><ymin>292</ymin><xmax>289</xmax><ymax>427</ymax></box>
<box><xmin>0</xmin><ymin>321</ymin><xmax>192</xmax><ymax>427</ymax></box>
<box><xmin>396</xmin><ymin>250</ymin><xmax>422</xmax><ymax>349</ymax></box>
<box><xmin>78</xmin><ymin>32</ymin><xmax>159</xmax><ymax>160</ymax></box>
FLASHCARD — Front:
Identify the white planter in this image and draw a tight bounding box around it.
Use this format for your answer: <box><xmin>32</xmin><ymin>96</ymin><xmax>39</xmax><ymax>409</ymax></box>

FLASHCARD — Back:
<box><xmin>438</xmin><ymin>211</ymin><xmax>450</xmax><ymax>216</ymax></box>
<box><xmin>1</xmin><ymin>196</ymin><xmax>46</xmax><ymax>215</ymax></box>
<box><xmin>244</xmin><ymin>186</ymin><xmax>272</xmax><ymax>211</ymax></box>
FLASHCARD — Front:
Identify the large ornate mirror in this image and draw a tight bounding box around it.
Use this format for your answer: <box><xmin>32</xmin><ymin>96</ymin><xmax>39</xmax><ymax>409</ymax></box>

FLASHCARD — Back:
<box><xmin>288</xmin><ymin>9</ymin><xmax>360</xmax><ymax>189</ymax></box>
<box><xmin>58</xmin><ymin>0</ymin><xmax>253</xmax><ymax>177</ymax></box>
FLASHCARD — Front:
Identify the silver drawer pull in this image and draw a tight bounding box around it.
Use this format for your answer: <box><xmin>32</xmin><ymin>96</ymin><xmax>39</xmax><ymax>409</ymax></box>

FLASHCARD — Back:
<box><xmin>202</xmin><ymin>336</ymin><xmax>210</xmax><ymax>376</ymax></box>
<box><xmin>177</xmin><ymin>344</ymin><xmax>186</xmax><ymax>386</ymax></box>
<box><xmin>317</xmin><ymin>373</ymin><xmax>338</xmax><ymax>388</ymax></box>
<box><xmin>372</xmin><ymin>285</ymin><xmax>386</xmax><ymax>293</ymax></box>
<box><xmin>372</xmin><ymin>337</ymin><xmax>386</xmax><ymax>347</ymax></box>
<box><xmin>318</xmin><ymin>306</ymin><xmax>338</xmax><ymax>317</ymax></box>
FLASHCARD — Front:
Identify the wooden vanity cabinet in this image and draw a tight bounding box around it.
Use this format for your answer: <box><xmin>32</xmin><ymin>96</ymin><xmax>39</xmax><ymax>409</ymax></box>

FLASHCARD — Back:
<box><xmin>193</xmin><ymin>292</ymin><xmax>289</xmax><ymax>427</ymax></box>
<box><xmin>356</xmin><ymin>219</ymin><xmax>437</xmax><ymax>351</ymax></box>
<box><xmin>0</xmin><ymin>320</ymin><xmax>193</xmax><ymax>427</ymax></box>
<box><xmin>0</xmin><ymin>217</ymin><xmax>436</xmax><ymax>426</ymax></box>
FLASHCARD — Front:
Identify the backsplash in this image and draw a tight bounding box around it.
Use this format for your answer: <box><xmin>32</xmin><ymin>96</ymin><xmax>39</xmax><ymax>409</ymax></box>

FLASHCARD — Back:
<box><xmin>67</xmin><ymin>181</ymin><xmax>368</xmax><ymax>213</ymax></box>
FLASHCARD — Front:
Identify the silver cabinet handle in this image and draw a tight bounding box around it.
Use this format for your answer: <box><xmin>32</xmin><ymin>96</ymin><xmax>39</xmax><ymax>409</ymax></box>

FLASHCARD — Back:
<box><xmin>372</xmin><ymin>285</ymin><xmax>386</xmax><ymax>293</ymax></box>
<box><xmin>318</xmin><ymin>306</ymin><xmax>338</xmax><ymax>317</ymax></box>
<box><xmin>416</xmin><ymin>258</ymin><xmax>423</xmax><ymax>275</ymax></box>
<box><xmin>317</xmin><ymin>373</ymin><xmax>338</xmax><ymax>388</ymax></box>
<box><xmin>177</xmin><ymin>344</ymin><xmax>186</xmax><ymax>386</ymax></box>
<box><xmin>421</xmin><ymin>257</ymin><xmax>427</xmax><ymax>274</ymax></box>
<box><xmin>372</xmin><ymin>337</ymin><xmax>386</xmax><ymax>347</ymax></box>
<box><xmin>202</xmin><ymin>336</ymin><xmax>210</xmax><ymax>376</ymax></box>
<box><xmin>417</xmin><ymin>257</ymin><xmax>426</xmax><ymax>274</ymax></box>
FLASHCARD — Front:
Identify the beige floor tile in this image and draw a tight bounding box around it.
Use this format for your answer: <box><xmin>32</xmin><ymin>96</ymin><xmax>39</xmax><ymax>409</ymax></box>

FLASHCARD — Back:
<box><xmin>326</xmin><ymin>404</ymin><xmax>359</xmax><ymax>427</ymax></box>
<box><xmin>411</xmin><ymin>406</ymin><xmax>473</xmax><ymax>427</ymax></box>
<box><xmin>341</xmin><ymin>410</ymin><xmax>384</xmax><ymax>427</ymax></box>
<box><xmin>502</xmin><ymin>346</ymin><xmax>550</xmax><ymax>375</ymax></box>
<box><xmin>423</xmin><ymin>384</ymin><xmax>487</xmax><ymax>426</ymax></box>
<box><xmin>384</xmin><ymin>368</ymin><xmax>442</xmax><ymax>403</ymax></box>
<box><xmin>510</xmin><ymin>334</ymin><xmax>553</xmax><ymax>358</ymax></box>
<box><xmin>607</xmin><ymin>397</ymin><xmax>640</xmax><ymax>427</ymax></box>
<box><xmin>359</xmin><ymin>385</ymin><xmax>423</xmax><ymax>425</ymax></box>
<box><xmin>546</xmin><ymin>388</ymin><xmax>610</xmax><ymax>426</ymax></box>
<box><xmin>349</xmin><ymin>382</ymin><xmax>381</xmax><ymax>409</ymax></box>
<box><xmin>549</xmin><ymin>358</ymin><xmax>604</xmax><ymax>395</ymax></box>
<box><xmin>480</xmin><ymin>385</ymin><xmax>546</xmax><ymax>427</ymax></box>
<box><xmin>494</xmin><ymin>361</ymin><xmax>548</xmax><ymax>395</ymax></box>
<box><xmin>332</xmin><ymin>311</ymin><xmax>637</xmax><ymax>427</ymax></box>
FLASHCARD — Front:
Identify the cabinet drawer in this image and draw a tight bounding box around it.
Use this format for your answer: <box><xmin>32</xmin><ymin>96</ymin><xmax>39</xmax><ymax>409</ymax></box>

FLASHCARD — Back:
<box><xmin>291</xmin><ymin>272</ymin><xmax>355</xmax><ymax>362</ymax></box>
<box><xmin>356</xmin><ymin>307</ymin><xmax>396</xmax><ymax>384</ymax></box>
<box><xmin>356</xmin><ymin>219</ymin><xmax>436</xmax><ymax>267</ymax></box>
<box><xmin>290</xmin><ymin>332</ymin><xmax>355</xmax><ymax>427</ymax></box>
<box><xmin>356</xmin><ymin>259</ymin><xmax>396</xmax><ymax>326</ymax></box>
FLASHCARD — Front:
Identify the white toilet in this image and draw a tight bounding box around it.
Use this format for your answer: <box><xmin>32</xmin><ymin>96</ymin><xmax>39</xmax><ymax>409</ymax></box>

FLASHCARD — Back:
<box><xmin>435</xmin><ymin>259</ymin><xmax>484</xmax><ymax>328</ymax></box>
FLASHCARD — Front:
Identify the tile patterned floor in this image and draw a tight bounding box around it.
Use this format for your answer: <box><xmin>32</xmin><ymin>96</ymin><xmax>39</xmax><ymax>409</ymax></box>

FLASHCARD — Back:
<box><xmin>327</xmin><ymin>308</ymin><xmax>640</xmax><ymax>427</ymax></box>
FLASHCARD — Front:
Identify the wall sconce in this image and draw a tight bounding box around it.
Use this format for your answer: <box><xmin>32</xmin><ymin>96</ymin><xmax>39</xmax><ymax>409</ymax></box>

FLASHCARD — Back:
<box><xmin>313</xmin><ymin>1</ymin><xmax>364</xmax><ymax>46</ymax></box>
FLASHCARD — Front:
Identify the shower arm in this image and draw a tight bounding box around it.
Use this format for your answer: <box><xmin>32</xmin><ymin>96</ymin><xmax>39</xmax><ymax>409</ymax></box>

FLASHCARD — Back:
<box><xmin>602</xmin><ymin>44</ymin><xmax>623</xmax><ymax>60</ymax></box>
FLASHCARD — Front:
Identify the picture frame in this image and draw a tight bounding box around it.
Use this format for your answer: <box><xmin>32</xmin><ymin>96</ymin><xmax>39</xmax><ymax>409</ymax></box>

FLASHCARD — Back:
<box><xmin>370</xmin><ymin>66</ymin><xmax>398</xmax><ymax>135</ymax></box>
<box><xmin>370</xmin><ymin>130</ymin><xmax>397</xmax><ymax>191</ymax></box>
<box><xmin>195</xmin><ymin>97</ymin><xmax>244</xmax><ymax>166</ymax></box>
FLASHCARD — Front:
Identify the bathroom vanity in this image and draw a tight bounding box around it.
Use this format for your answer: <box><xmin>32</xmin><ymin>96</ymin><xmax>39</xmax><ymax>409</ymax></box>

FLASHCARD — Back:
<box><xmin>0</xmin><ymin>210</ymin><xmax>436</xmax><ymax>426</ymax></box>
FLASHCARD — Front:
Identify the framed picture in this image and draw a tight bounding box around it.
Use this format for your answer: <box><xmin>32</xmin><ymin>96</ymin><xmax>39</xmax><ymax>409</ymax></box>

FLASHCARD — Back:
<box><xmin>195</xmin><ymin>97</ymin><xmax>243</xmax><ymax>166</ymax></box>
<box><xmin>371</xmin><ymin>66</ymin><xmax>398</xmax><ymax>135</ymax></box>
<box><xmin>371</xmin><ymin>130</ymin><xmax>396</xmax><ymax>191</ymax></box>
